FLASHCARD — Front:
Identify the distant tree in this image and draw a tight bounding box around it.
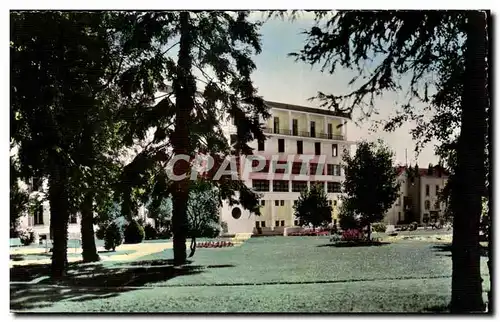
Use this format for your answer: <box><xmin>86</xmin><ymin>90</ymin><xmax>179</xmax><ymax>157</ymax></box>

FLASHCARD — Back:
<box><xmin>186</xmin><ymin>181</ymin><xmax>221</xmax><ymax>257</ymax></box>
<box><xmin>293</xmin><ymin>183</ymin><xmax>332</xmax><ymax>229</ymax></box>
<box><xmin>341</xmin><ymin>141</ymin><xmax>399</xmax><ymax>240</ymax></box>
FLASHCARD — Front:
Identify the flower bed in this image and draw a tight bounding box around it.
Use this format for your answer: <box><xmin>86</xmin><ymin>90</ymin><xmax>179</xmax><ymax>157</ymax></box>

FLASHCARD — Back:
<box><xmin>288</xmin><ymin>230</ymin><xmax>330</xmax><ymax>237</ymax></box>
<box><xmin>196</xmin><ymin>241</ymin><xmax>234</xmax><ymax>248</ymax></box>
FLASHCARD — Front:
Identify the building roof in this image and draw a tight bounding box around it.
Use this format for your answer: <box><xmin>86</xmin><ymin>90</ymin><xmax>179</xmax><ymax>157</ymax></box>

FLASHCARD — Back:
<box><xmin>395</xmin><ymin>165</ymin><xmax>449</xmax><ymax>178</ymax></box>
<box><xmin>265</xmin><ymin>100</ymin><xmax>351</xmax><ymax>119</ymax></box>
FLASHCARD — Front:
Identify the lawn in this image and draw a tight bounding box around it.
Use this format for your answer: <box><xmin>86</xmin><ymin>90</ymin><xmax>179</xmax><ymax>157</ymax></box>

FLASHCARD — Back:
<box><xmin>10</xmin><ymin>236</ymin><xmax>490</xmax><ymax>313</ymax></box>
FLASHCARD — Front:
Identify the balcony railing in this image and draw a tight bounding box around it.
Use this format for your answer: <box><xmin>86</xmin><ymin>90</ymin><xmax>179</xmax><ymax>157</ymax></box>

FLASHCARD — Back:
<box><xmin>264</xmin><ymin>127</ymin><xmax>345</xmax><ymax>140</ymax></box>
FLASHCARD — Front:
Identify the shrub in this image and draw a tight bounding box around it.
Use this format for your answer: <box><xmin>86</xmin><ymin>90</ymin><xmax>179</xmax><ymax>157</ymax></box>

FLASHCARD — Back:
<box><xmin>157</xmin><ymin>227</ymin><xmax>172</xmax><ymax>240</ymax></box>
<box><xmin>330</xmin><ymin>234</ymin><xmax>342</xmax><ymax>242</ymax></box>
<box><xmin>124</xmin><ymin>220</ymin><xmax>145</xmax><ymax>244</ymax></box>
<box><xmin>199</xmin><ymin>225</ymin><xmax>220</xmax><ymax>238</ymax></box>
<box><xmin>409</xmin><ymin>222</ymin><xmax>418</xmax><ymax>231</ymax></box>
<box><xmin>104</xmin><ymin>222</ymin><xmax>122</xmax><ymax>251</ymax></box>
<box><xmin>341</xmin><ymin>229</ymin><xmax>364</xmax><ymax>242</ymax></box>
<box><xmin>372</xmin><ymin>222</ymin><xmax>387</xmax><ymax>233</ymax></box>
<box><xmin>144</xmin><ymin>224</ymin><xmax>157</xmax><ymax>240</ymax></box>
<box><xmin>95</xmin><ymin>225</ymin><xmax>106</xmax><ymax>240</ymax></box>
<box><xmin>19</xmin><ymin>228</ymin><xmax>35</xmax><ymax>246</ymax></box>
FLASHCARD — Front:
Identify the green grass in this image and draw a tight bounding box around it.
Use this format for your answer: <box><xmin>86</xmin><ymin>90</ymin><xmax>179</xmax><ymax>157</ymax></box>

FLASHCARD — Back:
<box><xmin>10</xmin><ymin>237</ymin><xmax>491</xmax><ymax>313</ymax></box>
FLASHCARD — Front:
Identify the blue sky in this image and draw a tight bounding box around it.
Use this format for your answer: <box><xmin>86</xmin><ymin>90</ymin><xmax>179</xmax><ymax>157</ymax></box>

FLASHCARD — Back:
<box><xmin>249</xmin><ymin>13</ymin><xmax>439</xmax><ymax>167</ymax></box>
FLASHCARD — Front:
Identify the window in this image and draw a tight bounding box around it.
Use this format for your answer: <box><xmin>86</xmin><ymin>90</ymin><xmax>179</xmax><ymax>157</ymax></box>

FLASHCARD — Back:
<box><xmin>278</xmin><ymin>139</ymin><xmax>285</xmax><ymax>153</ymax></box>
<box><xmin>327</xmin><ymin>123</ymin><xmax>333</xmax><ymax>139</ymax></box>
<box><xmin>255</xmin><ymin>221</ymin><xmax>260</xmax><ymax>228</ymax></box>
<box><xmin>396</xmin><ymin>196</ymin><xmax>401</xmax><ymax>206</ymax></box>
<box><xmin>310</xmin><ymin>121</ymin><xmax>316</xmax><ymax>137</ymax></box>
<box><xmin>275</xmin><ymin>220</ymin><xmax>279</xmax><ymax>227</ymax></box>
<box><xmin>273</xmin><ymin>180</ymin><xmax>289</xmax><ymax>192</ymax></box>
<box><xmin>232</xmin><ymin>207</ymin><xmax>242</xmax><ymax>219</ymax></box>
<box><xmin>315</xmin><ymin>142</ymin><xmax>321</xmax><ymax>155</ymax></box>
<box><xmin>275</xmin><ymin>200</ymin><xmax>280</xmax><ymax>206</ymax></box>
<box><xmin>425</xmin><ymin>200</ymin><xmax>430</xmax><ymax>210</ymax></box>
<box><xmin>328</xmin><ymin>200</ymin><xmax>332</xmax><ymax>206</ymax></box>
<box><xmin>297</xmin><ymin>141</ymin><xmax>303</xmax><ymax>154</ymax></box>
<box><xmin>292</xmin><ymin>162</ymin><xmax>304</xmax><ymax>174</ymax></box>
<box><xmin>273</xmin><ymin>160</ymin><xmax>288</xmax><ymax>174</ymax></box>
<box><xmin>260</xmin><ymin>200</ymin><xmax>266</xmax><ymax>206</ymax></box>
<box><xmin>230</xmin><ymin>134</ymin><xmax>237</xmax><ymax>146</ymax></box>
<box><xmin>327</xmin><ymin>164</ymin><xmax>334</xmax><ymax>175</ymax></box>
<box><xmin>69</xmin><ymin>213</ymin><xmax>78</xmax><ymax>224</ymax></box>
<box><xmin>435</xmin><ymin>202</ymin><xmax>440</xmax><ymax>210</ymax></box>
<box><xmin>292</xmin><ymin>119</ymin><xmax>298</xmax><ymax>136</ymax></box>
<box><xmin>34</xmin><ymin>205</ymin><xmax>44</xmax><ymax>225</ymax></box>
<box><xmin>261</xmin><ymin>221</ymin><xmax>266</xmax><ymax>228</ymax></box>
<box><xmin>258</xmin><ymin>139</ymin><xmax>265</xmax><ymax>151</ymax></box>
<box><xmin>327</xmin><ymin>182</ymin><xmax>341</xmax><ymax>193</ymax></box>
<box><xmin>280</xmin><ymin>200</ymin><xmax>285</xmax><ymax>206</ymax></box>
<box><xmin>273</xmin><ymin>117</ymin><xmax>280</xmax><ymax>134</ymax></box>
<box><xmin>252</xmin><ymin>160</ymin><xmax>270</xmax><ymax>173</ymax></box>
<box><xmin>332</xmin><ymin>144</ymin><xmax>338</xmax><ymax>157</ymax></box>
<box><xmin>281</xmin><ymin>220</ymin><xmax>285</xmax><ymax>227</ymax></box>
<box><xmin>333</xmin><ymin>165</ymin><xmax>341</xmax><ymax>176</ymax></box>
<box><xmin>31</xmin><ymin>177</ymin><xmax>42</xmax><ymax>192</ymax></box>
<box><xmin>436</xmin><ymin>185</ymin><xmax>440</xmax><ymax>195</ymax></box>
<box><xmin>425</xmin><ymin>184</ymin><xmax>430</xmax><ymax>196</ymax></box>
<box><xmin>252</xmin><ymin>180</ymin><xmax>270</xmax><ymax>192</ymax></box>
<box><xmin>310</xmin><ymin>163</ymin><xmax>318</xmax><ymax>175</ymax></box>
<box><xmin>292</xmin><ymin>181</ymin><xmax>308</xmax><ymax>192</ymax></box>
<box><xmin>333</xmin><ymin>200</ymin><xmax>337</xmax><ymax>206</ymax></box>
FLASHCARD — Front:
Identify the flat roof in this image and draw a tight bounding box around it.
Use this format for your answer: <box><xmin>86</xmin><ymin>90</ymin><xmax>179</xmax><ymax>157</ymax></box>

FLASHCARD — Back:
<box><xmin>265</xmin><ymin>100</ymin><xmax>351</xmax><ymax>119</ymax></box>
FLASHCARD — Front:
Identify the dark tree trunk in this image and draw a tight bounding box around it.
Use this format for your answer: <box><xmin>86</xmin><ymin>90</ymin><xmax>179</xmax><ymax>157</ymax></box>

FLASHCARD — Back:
<box><xmin>486</xmin><ymin>11</ymin><xmax>492</xmax><ymax>313</ymax></box>
<box><xmin>367</xmin><ymin>223</ymin><xmax>371</xmax><ymax>241</ymax></box>
<box><xmin>171</xmin><ymin>12</ymin><xmax>195</xmax><ymax>266</ymax></box>
<box><xmin>80</xmin><ymin>192</ymin><xmax>100</xmax><ymax>263</ymax></box>
<box><xmin>451</xmin><ymin>11</ymin><xmax>487</xmax><ymax>313</ymax></box>
<box><xmin>48</xmin><ymin>163</ymin><xmax>70</xmax><ymax>278</ymax></box>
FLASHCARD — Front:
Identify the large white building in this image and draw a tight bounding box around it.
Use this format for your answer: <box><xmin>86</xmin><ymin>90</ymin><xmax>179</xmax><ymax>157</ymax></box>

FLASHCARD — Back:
<box><xmin>220</xmin><ymin>100</ymin><xmax>354</xmax><ymax>235</ymax></box>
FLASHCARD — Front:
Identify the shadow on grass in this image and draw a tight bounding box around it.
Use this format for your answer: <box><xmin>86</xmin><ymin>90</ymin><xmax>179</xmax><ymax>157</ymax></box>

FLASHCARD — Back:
<box><xmin>10</xmin><ymin>258</ymin><xmax>234</xmax><ymax>311</ymax></box>
<box><xmin>422</xmin><ymin>304</ymin><xmax>450</xmax><ymax>313</ymax></box>
<box><xmin>431</xmin><ymin>244</ymin><xmax>488</xmax><ymax>257</ymax></box>
<box><xmin>318</xmin><ymin>241</ymin><xmax>390</xmax><ymax>248</ymax></box>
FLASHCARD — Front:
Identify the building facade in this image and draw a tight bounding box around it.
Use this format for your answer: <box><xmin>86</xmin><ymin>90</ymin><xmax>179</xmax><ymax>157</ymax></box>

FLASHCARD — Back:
<box><xmin>383</xmin><ymin>166</ymin><xmax>449</xmax><ymax>225</ymax></box>
<box><xmin>220</xmin><ymin>100</ymin><xmax>354</xmax><ymax>235</ymax></box>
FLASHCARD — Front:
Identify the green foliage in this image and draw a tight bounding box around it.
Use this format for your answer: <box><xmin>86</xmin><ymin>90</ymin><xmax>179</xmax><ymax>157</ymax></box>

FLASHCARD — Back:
<box><xmin>19</xmin><ymin>228</ymin><xmax>35</xmax><ymax>246</ymax></box>
<box><xmin>372</xmin><ymin>222</ymin><xmax>387</xmax><ymax>233</ymax></box>
<box><xmin>341</xmin><ymin>140</ymin><xmax>399</xmax><ymax>230</ymax></box>
<box><xmin>293</xmin><ymin>183</ymin><xmax>332</xmax><ymax>228</ymax></box>
<box><xmin>104</xmin><ymin>222</ymin><xmax>123</xmax><ymax>251</ymax></box>
<box><xmin>187</xmin><ymin>181</ymin><xmax>221</xmax><ymax>238</ymax></box>
<box><xmin>144</xmin><ymin>224</ymin><xmax>157</xmax><ymax>240</ymax></box>
<box><xmin>338</xmin><ymin>205</ymin><xmax>360</xmax><ymax>231</ymax></box>
<box><xmin>124</xmin><ymin>219</ymin><xmax>145</xmax><ymax>244</ymax></box>
<box><xmin>95</xmin><ymin>225</ymin><xmax>106</xmax><ymax>240</ymax></box>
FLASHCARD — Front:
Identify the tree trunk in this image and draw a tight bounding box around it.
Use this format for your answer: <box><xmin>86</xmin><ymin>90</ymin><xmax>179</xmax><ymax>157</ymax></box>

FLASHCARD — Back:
<box><xmin>171</xmin><ymin>11</ymin><xmax>195</xmax><ymax>266</ymax></box>
<box><xmin>451</xmin><ymin>11</ymin><xmax>487</xmax><ymax>313</ymax></box>
<box><xmin>485</xmin><ymin>11</ymin><xmax>492</xmax><ymax>313</ymax></box>
<box><xmin>81</xmin><ymin>192</ymin><xmax>100</xmax><ymax>263</ymax></box>
<box><xmin>48</xmin><ymin>163</ymin><xmax>69</xmax><ymax>278</ymax></box>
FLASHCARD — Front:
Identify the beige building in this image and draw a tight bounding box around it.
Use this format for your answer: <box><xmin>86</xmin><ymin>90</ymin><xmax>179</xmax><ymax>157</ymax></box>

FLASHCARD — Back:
<box><xmin>384</xmin><ymin>165</ymin><xmax>449</xmax><ymax>225</ymax></box>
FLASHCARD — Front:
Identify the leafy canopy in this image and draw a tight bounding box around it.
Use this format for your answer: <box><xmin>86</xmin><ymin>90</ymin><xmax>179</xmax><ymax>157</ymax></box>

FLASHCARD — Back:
<box><xmin>341</xmin><ymin>140</ymin><xmax>399</xmax><ymax>227</ymax></box>
<box><xmin>293</xmin><ymin>183</ymin><xmax>332</xmax><ymax>228</ymax></box>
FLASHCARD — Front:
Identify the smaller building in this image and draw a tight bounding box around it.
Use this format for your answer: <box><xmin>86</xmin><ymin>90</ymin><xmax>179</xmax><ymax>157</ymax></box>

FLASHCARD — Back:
<box><xmin>384</xmin><ymin>165</ymin><xmax>449</xmax><ymax>225</ymax></box>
